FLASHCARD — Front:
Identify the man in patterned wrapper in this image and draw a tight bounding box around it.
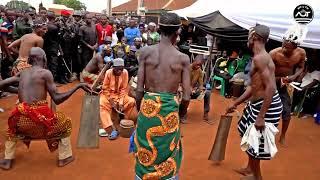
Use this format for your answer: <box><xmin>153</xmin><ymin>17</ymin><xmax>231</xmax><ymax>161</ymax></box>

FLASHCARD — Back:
<box><xmin>0</xmin><ymin>47</ymin><xmax>91</xmax><ymax>170</ymax></box>
<box><xmin>134</xmin><ymin>12</ymin><xmax>191</xmax><ymax>180</ymax></box>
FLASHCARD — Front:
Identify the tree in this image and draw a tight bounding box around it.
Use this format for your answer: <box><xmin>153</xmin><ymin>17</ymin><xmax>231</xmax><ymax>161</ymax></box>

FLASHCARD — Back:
<box><xmin>54</xmin><ymin>0</ymin><xmax>87</xmax><ymax>11</ymax></box>
<box><xmin>6</xmin><ymin>0</ymin><xmax>29</xmax><ymax>10</ymax></box>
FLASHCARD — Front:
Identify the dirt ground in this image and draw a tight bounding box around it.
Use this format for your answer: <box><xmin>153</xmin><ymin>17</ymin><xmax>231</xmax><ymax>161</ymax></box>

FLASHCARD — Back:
<box><xmin>0</xmin><ymin>83</ymin><xmax>319</xmax><ymax>180</ymax></box>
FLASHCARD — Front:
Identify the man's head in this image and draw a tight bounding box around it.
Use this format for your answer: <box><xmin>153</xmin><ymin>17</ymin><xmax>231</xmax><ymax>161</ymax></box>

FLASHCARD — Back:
<box><xmin>104</xmin><ymin>36</ymin><xmax>112</xmax><ymax>45</ymax></box>
<box><xmin>85</xmin><ymin>13</ymin><xmax>93</xmax><ymax>25</ymax></box>
<box><xmin>26</xmin><ymin>7</ymin><xmax>36</xmax><ymax>20</ymax></box>
<box><xmin>192</xmin><ymin>55</ymin><xmax>205</xmax><ymax>70</ymax></box>
<box><xmin>113</xmin><ymin>24</ymin><xmax>118</xmax><ymax>32</ymax></box>
<box><xmin>222</xmin><ymin>50</ymin><xmax>227</xmax><ymax>58</ymax></box>
<box><xmin>61</xmin><ymin>10</ymin><xmax>71</xmax><ymax>21</ymax></box>
<box><xmin>121</xmin><ymin>37</ymin><xmax>127</xmax><ymax>44</ymax></box>
<box><xmin>47</xmin><ymin>11</ymin><xmax>55</xmax><ymax>21</ymax></box>
<box><xmin>73</xmin><ymin>10</ymin><xmax>82</xmax><ymax>22</ymax></box>
<box><xmin>5</xmin><ymin>9</ymin><xmax>16</xmax><ymax>22</ymax></box>
<box><xmin>28</xmin><ymin>47</ymin><xmax>47</xmax><ymax>67</ymax></box>
<box><xmin>159</xmin><ymin>12</ymin><xmax>181</xmax><ymax>44</ymax></box>
<box><xmin>148</xmin><ymin>22</ymin><xmax>156</xmax><ymax>32</ymax></box>
<box><xmin>39</xmin><ymin>7</ymin><xmax>47</xmax><ymax>20</ymax></box>
<box><xmin>92</xmin><ymin>16</ymin><xmax>98</xmax><ymax>24</ymax></box>
<box><xmin>129</xmin><ymin>19</ymin><xmax>136</xmax><ymax>28</ymax></box>
<box><xmin>100</xmin><ymin>15</ymin><xmax>108</xmax><ymax>25</ymax></box>
<box><xmin>113</xmin><ymin>58</ymin><xmax>124</xmax><ymax>76</ymax></box>
<box><xmin>247</xmin><ymin>24</ymin><xmax>270</xmax><ymax>50</ymax></box>
<box><xmin>134</xmin><ymin>37</ymin><xmax>142</xmax><ymax>48</ymax></box>
<box><xmin>101</xmin><ymin>44</ymin><xmax>112</xmax><ymax>56</ymax></box>
<box><xmin>282</xmin><ymin>25</ymin><xmax>303</xmax><ymax>56</ymax></box>
<box><xmin>33</xmin><ymin>18</ymin><xmax>47</xmax><ymax>37</ymax></box>
<box><xmin>129</xmin><ymin>46</ymin><xmax>137</xmax><ymax>57</ymax></box>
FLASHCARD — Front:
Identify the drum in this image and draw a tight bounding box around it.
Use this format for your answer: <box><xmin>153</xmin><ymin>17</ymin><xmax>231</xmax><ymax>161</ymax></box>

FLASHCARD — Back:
<box><xmin>119</xmin><ymin>119</ymin><xmax>135</xmax><ymax>138</ymax></box>
<box><xmin>232</xmin><ymin>79</ymin><xmax>244</xmax><ymax>98</ymax></box>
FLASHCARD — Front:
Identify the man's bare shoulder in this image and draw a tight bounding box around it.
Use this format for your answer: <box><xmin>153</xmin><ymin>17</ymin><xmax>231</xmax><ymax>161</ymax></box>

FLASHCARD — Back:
<box><xmin>269</xmin><ymin>47</ymin><xmax>282</xmax><ymax>55</ymax></box>
<box><xmin>296</xmin><ymin>47</ymin><xmax>306</xmax><ymax>56</ymax></box>
<box><xmin>177</xmin><ymin>51</ymin><xmax>190</xmax><ymax>65</ymax></box>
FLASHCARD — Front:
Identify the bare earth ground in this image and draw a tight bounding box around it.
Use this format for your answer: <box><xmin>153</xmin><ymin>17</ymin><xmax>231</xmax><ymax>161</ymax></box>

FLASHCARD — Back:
<box><xmin>0</xmin><ymin>83</ymin><xmax>319</xmax><ymax>180</ymax></box>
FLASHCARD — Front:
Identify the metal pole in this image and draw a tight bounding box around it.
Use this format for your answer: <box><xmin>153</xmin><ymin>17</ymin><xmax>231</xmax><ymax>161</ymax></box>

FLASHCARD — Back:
<box><xmin>106</xmin><ymin>0</ymin><xmax>112</xmax><ymax>16</ymax></box>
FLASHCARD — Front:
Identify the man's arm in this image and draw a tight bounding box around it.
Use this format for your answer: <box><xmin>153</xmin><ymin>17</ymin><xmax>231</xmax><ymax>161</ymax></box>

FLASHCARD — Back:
<box><xmin>8</xmin><ymin>38</ymin><xmax>21</xmax><ymax>55</ymax></box>
<box><xmin>136</xmin><ymin>28</ymin><xmax>141</xmax><ymax>37</ymax></box>
<box><xmin>119</xmin><ymin>70</ymin><xmax>129</xmax><ymax>105</ymax></box>
<box><xmin>0</xmin><ymin>75</ymin><xmax>20</xmax><ymax>91</ymax></box>
<box><xmin>136</xmin><ymin>47</ymin><xmax>147</xmax><ymax>111</ymax></box>
<box><xmin>44</xmin><ymin>70</ymin><xmax>90</xmax><ymax>105</ymax></box>
<box><xmin>1</xmin><ymin>35</ymin><xmax>14</xmax><ymax>61</ymax></box>
<box><xmin>181</xmin><ymin>54</ymin><xmax>191</xmax><ymax>101</ymax></box>
<box><xmin>255</xmin><ymin>57</ymin><xmax>276</xmax><ymax>129</ymax></box>
<box><xmin>289</xmin><ymin>50</ymin><xmax>306</xmax><ymax>82</ymax></box>
<box><xmin>37</xmin><ymin>38</ymin><xmax>44</xmax><ymax>49</ymax></box>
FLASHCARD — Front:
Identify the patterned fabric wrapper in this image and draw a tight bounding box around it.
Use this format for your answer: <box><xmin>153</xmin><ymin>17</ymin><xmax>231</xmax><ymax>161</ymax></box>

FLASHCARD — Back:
<box><xmin>7</xmin><ymin>100</ymin><xmax>72</xmax><ymax>152</ymax></box>
<box><xmin>134</xmin><ymin>92</ymin><xmax>182</xmax><ymax>180</ymax></box>
<box><xmin>82</xmin><ymin>70</ymin><xmax>98</xmax><ymax>84</ymax></box>
<box><xmin>11</xmin><ymin>59</ymin><xmax>32</xmax><ymax>76</ymax></box>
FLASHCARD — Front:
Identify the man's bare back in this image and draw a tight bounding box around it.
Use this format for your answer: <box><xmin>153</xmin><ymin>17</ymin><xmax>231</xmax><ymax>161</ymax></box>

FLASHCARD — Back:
<box><xmin>270</xmin><ymin>47</ymin><xmax>305</xmax><ymax>78</ymax></box>
<box><xmin>138</xmin><ymin>43</ymin><xmax>190</xmax><ymax>94</ymax></box>
<box><xmin>84</xmin><ymin>53</ymin><xmax>104</xmax><ymax>74</ymax></box>
<box><xmin>9</xmin><ymin>33</ymin><xmax>44</xmax><ymax>60</ymax></box>
<box><xmin>250</xmin><ymin>52</ymin><xmax>276</xmax><ymax>101</ymax></box>
<box><xmin>18</xmin><ymin>67</ymin><xmax>50</xmax><ymax>103</ymax></box>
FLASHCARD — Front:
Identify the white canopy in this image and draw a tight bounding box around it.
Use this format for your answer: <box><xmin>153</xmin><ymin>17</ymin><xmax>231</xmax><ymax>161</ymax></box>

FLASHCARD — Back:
<box><xmin>172</xmin><ymin>0</ymin><xmax>320</xmax><ymax>49</ymax></box>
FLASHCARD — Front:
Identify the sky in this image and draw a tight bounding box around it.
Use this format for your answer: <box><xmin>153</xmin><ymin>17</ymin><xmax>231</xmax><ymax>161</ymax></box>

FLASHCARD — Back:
<box><xmin>1</xmin><ymin>0</ymin><xmax>130</xmax><ymax>12</ymax></box>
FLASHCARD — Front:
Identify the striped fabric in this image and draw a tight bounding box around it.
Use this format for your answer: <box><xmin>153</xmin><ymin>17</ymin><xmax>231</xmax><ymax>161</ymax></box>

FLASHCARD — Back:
<box><xmin>238</xmin><ymin>92</ymin><xmax>283</xmax><ymax>160</ymax></box>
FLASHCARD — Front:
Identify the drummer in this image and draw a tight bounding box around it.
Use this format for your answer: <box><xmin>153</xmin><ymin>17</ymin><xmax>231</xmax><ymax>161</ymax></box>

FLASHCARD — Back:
<box><xmin>99</xmin><ymin>58</ymin><xmax>138</xmax><ymax>140</ymax></box>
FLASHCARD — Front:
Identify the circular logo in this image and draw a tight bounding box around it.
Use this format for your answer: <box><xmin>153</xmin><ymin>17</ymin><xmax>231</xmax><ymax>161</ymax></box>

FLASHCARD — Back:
<box><xmin>293</xmin><ymin>4</ymin><xmax>314</xmax><ymax>24</ymax></box>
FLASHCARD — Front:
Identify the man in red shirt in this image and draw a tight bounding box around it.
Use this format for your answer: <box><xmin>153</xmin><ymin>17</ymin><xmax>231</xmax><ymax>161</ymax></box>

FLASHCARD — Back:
<box><xmin>96</xmin><ymin>15</ymin><xmax>112</xmax><ymax>46</ymax></box>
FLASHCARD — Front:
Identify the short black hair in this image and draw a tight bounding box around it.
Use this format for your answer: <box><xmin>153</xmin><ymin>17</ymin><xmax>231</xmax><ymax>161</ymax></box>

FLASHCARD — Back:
<box><xmin>159</xmin><ymin>12</ymin><xmax>181</xmax><ymax>37</ymax></box>
<box><xmin>39</xmin><ymin>7</ymin><xmax>47</xmax><ymax>11</ymax></box>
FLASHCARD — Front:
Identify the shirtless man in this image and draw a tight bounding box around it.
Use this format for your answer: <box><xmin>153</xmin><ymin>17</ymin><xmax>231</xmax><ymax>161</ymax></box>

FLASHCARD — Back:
<box><xmin>269</xmin><ymin>26</ymin><xmax>306</xmax><ymax>145</ymax></box>
<box><xmin>226</xmin><ymin>25</ymin><xmax>283</xmax><ymax>180</ymax></box>
<box><xmin>81</xmin><ymin>46</ymin><xmax>112</xmax><ymax>85</ymax></box>
<box><xmin>134</xmin><ymin>12</ymin><xmax>191</xmax><ymax>180</ymax></box>
<box><xmin>9</xmin><ymin>18</ymin><xmax>47</xmax><ymax>75</ymax></box>
<box><xmin>0</xmin><ymin>47</ymin><xmax>91</xmax><ymax>170</ymax></box>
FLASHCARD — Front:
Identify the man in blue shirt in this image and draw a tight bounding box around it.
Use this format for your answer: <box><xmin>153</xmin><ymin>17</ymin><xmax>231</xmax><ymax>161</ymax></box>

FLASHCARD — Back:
<box><xmin>124</xmin><ymin>19</ymin><xmax>140</xmax><ymax>46</ymax></box>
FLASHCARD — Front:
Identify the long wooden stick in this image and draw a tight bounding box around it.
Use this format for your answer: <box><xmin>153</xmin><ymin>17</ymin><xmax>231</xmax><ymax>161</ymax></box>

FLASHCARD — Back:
<box><xmin>91</xmin><ymin>63</ymin><xmax>111</xmax><ymax>91</ymax></box>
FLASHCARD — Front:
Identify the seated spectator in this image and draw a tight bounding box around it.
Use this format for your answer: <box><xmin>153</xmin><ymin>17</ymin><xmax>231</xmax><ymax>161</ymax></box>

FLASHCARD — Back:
<box><xmin>125</xmin><ymin>46</ymin><xmax>139</xmax><ymax>78</ymax></box>
<box><xmin>142</xmin><ymin>22</ymin><xmax>160</xmax><ymax>44</ymax></box>
<box><xmin>113</xmin><ymin>36</ymin><xmax>130</xmax><ymax>57</ymax></box>
<box><xmin>100</xmin><ymin>58</ymin><xmax>137</xmax><ymax>140</ymax></box>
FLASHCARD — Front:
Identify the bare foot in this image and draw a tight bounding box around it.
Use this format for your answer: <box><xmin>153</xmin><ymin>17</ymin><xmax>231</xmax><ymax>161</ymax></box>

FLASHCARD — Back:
<box><xmin>0</xmin><ymin>159</ymin><xmax>13</xmax><ymax>170</ymax></box>
<box><xmin>279</xmin><ymin>136</ymin><xmax>288</xmax><ymax>148</ymax></box>
<box><xmin>234</xmin><ymin>167</ymin><xmax>253</xmax><ymax>176</ymax></box>
<box><xmin>57</xmin><ymin>156</ymin><xmax>75</xmax><ymax>167</ymax></box>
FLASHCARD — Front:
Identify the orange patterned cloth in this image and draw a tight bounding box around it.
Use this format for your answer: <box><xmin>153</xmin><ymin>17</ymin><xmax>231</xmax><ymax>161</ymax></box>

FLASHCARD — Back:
<box><xmin>11</xmin><ymin>58</ymin><xmax>32</xmax><ymax>76</ymax></box>
<box><xmin>8</xmin><ymin>100</ymin><xmax>72</xmax><ymax>152</ymax></box>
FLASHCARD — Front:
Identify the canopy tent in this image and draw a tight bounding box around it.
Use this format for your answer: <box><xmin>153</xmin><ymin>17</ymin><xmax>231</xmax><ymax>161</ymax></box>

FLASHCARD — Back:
<box><xmin>188</xmin><ymin>11</ymin><xmax>247</xmax><ymax>41</ymax></box>
<box><xmin>172</xmin><ymin>0</ymin><xmax>320</xmax><ymax>49</ymax></box>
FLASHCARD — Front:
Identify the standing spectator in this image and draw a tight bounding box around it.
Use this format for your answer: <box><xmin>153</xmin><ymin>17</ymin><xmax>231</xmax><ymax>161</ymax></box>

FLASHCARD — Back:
<box><xmin>79</xmin><ymin>13</ymin><xmax>97</xmax><ymax>69</ymax></box>
<box><xmin>124</xmin><ymin>19</ymin><xmax>140</xmax><ymax>46</ymax></box>
<box><xmin>96</xmin><ymin>15</ymin><xmax>112</xmax><ymax>46</ymax></box>
<box><xmin>58</xmin><ymin>10</ymin><xmax>75</xmax><ymax>83</ymax></box>
<box><xmin>43</xmin><ymin>11</ymin><xmax>62</xmax><ymax>84</ymax></box>
<box><xmin>38</xmin><ymin>7</ymin><xmax>48</xmax><ymax>23</ymax></box>
<box><xmin>111</xmin><ymin>24</ymin><xmax>118</xmax><ymax>47</ymax></box>
<box><xmin>72</xmin><ymin>11</ymin><xmax>85</xmax><ymax>80</ymax></box>
<box><xmin>12</xmin><ymin>7</ymin><xmax>34</xmax><ymax>40</ymax></box>
<box><xmin>1</xmin><ymin>9</ymin><xmax>15</xmax><ymax>62</ymax></box>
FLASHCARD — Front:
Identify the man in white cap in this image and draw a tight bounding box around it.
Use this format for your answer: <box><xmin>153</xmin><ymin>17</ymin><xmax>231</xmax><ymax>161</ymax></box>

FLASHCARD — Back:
<box><xmin>269</xmin><ymin>25</ymin><xmax>306</xmax><ymax>146</ymax></box>
<box><xmin>100</xmin><ymin>58</ymin><xmax>138</xmax><ymax>140</ymax></box>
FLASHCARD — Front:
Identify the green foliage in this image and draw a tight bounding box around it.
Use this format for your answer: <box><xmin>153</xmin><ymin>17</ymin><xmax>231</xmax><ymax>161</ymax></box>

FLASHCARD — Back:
<box><xmin>6</xmin><ymin>0</ymin><xmax>29</xmax><ymax>10</ymax></box>
<box><xmin>53</xmin><ymin>0</ymin><xmax>86</xmax><ymax>11</ymax></box>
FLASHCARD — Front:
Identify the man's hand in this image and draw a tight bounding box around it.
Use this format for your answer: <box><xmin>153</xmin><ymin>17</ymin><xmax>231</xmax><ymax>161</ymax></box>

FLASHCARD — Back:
<box><xmin>78</xmin><ymin>83</ymin><xmax>93</xmax><ymax>93</ymax></box>
<box><xmin>226</xmin><ymin>104</ymin><xmax>237</xmax><ymax>114</ymax></box>
<box><xmin>109</xmin><ymin>99</ymin><xmax>117</xmax><ymax>109</ymax></box>
<box><xmin>93</xmin><ymin>44</ymin><xmax>98</xmax><ymax>51</ymax></box>
<box><xmin>255</xmin><ymin>116</ymin><xmax>265</xmax><ymax>131</ymax></box>
<box><xmin>118</xmin><ymin>104</ymin><xmax>124</xmax><ymax>112</ymax></box>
